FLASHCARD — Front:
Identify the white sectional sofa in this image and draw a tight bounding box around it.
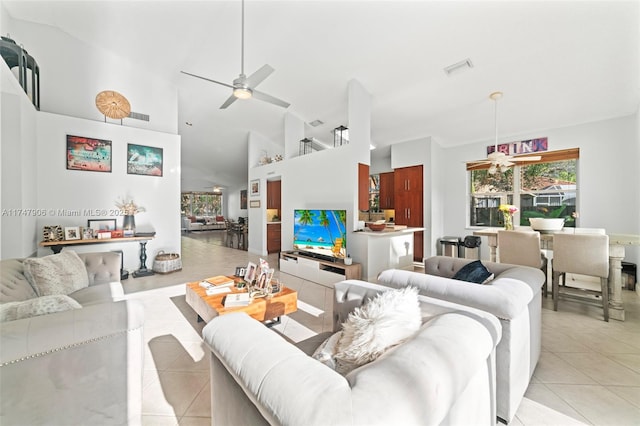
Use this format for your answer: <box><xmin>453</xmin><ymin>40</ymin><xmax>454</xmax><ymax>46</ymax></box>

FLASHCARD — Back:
<box><xmin>186</xmin><ymin>215</ymin><xmax>226</xmax><ymax>231</ymax></box>
<box><xmin>377</xmin><ymin>256</ymin><xmax>545</xmax><ymax>424</ymax></box>
<box><xmin>202</xmin><ymin>280</ymin><xmax>502</xmax><ymax>425</ymax></box>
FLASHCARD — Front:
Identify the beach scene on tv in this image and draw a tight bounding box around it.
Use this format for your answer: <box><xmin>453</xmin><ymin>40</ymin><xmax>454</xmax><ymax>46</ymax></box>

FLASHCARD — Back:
<box><xmin>293</xmin><ymin>209</ymin><xmax>347</xmax><ymax>259</ymax></box>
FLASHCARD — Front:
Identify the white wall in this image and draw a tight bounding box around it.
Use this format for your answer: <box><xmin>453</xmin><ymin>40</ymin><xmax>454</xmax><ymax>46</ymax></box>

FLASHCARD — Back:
<box><xmin>440</xmin><ymin>113</ymin><xmax>640</xmax><ymax>266</ymax></box>
<box><xmin>34</xmin><ymin>113</ymin><xmax>181</xmax><ymax>272</ymax></box>
<box><xmin>1</xmin><ymin>63</ymin><xmax>38</xmax><ymax>258</ymax></box>
<box><xmin>2</xmin><ymin>9</ymin><xmax>178</xmax><ymax>135</ymax></box>
<box><xmin>247</xmin><ymin>80</ymin><xmax>371</xmax><ymax>260</ymax></box>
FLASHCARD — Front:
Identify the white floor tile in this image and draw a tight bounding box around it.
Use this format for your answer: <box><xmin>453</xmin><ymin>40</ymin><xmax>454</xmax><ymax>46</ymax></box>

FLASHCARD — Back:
<box><xmin>131</xmin><ymin>232</ymin><xmax>640</xmax><ymax>426</ymax></box>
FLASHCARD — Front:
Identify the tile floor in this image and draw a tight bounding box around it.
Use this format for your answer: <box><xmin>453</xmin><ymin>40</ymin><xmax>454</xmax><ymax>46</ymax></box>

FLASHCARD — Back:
<box><xmin>123</xmin><ymin>231</ymin><xmax>640</xmax><ymax>425</ymax></box>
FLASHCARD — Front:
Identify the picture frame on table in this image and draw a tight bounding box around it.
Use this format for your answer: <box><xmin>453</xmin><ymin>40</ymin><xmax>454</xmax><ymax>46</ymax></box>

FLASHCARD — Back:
<box><xmin>256</xmin><ymin>268</ymin><xmax>274</xmax><ymax>291</ymax></box>
<box><xmin>66</xmin><ymin>135</ymin><xmax>112</xmax><ymax>173</ymax></box>
<box><xmin>250</xmin><ymin>179</ymin><xmax>260</xmax><ymax>197</ymax></box>
<box><xmin>244</xmin><ymin>262</ymin><xmax>257</xmax><ymax>284</ymax></box>
<box><xmin>64</xmin><ymin>226</ymin><xmax>80</xmax><ymax>240</ymax></box>
<box><xmin>127</xmin><ymin>143</ymin><xmax>163</xmax><ymax>177</ymax></box>
<box><xmin>82</xmin><ymin>227</ymin><xmax>95</xmax><ymax>240</ymax></box>
<box><xmin>87</xmin><ymin>218</ymin><xmax>117</xmax><ymax>232</ymax></box>
<box><xmin>43</xmin><ymin>225</ymin><xmax>64</xmax><ymax>242</ymax></box>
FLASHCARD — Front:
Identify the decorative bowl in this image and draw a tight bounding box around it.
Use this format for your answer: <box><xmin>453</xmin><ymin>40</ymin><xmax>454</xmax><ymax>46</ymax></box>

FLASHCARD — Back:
<box><xmin>529</xmin><ymin>218</ymin><xmax>565</xmax><ymax>231</ymax></box>
<box><xmin>367</xmin><ymin>223</ymin><xmax>386</xmax><ymax>232</ymax></box>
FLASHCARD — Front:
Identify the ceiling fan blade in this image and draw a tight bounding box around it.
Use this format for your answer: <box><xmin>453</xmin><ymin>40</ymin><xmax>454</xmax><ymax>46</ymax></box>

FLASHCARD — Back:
<box><xmin>181</xmin><ymin>71</ymin><xmax>234</xmax><ymax>89</ymax></box>
<box><xmin>252</xmin><ymin>89</ymin><xmax>290</xmax><ymax>108</ymax></box>
<box><xmin>220</xmin><ymin>94</ymin><xmax>238</xmax><ymax>109</ymax></box>
<box><xmin>245</xmin><ymin>64</ymin><xmax>275</xmax><ymax>88</ymax></box>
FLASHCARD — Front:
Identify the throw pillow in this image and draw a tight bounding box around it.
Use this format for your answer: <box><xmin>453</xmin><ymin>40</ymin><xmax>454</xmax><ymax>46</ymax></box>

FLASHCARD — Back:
<box><xmin>333</xmin><ymin>286</ymin><xmax>421</xmax><ymax>375</ymax></box>
<box><xmin>452</xmin><ymin>260</ymin><xmax>494</xmax><ymax>284</ymax></box>
<box><xmin>0</xmin><ymin>294</ymin><xmax>82</xmax><ymax>322</ymax></box>
<box><xmin>311</xmin><ymin>331</ymin><xmax>342</xmax><ymax>371</ymax></box>
<box><xmin>23</xmin><ymin>251</ymin><xmax>89</xmax><ymax>296</ymax></box>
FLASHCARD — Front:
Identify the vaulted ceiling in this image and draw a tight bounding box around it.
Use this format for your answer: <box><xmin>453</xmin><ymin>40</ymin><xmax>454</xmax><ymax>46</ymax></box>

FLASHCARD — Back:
<box><xmin>4</xmin><ymin>1</ymin><xmax>639</xmax><ymax>192</ymax></box>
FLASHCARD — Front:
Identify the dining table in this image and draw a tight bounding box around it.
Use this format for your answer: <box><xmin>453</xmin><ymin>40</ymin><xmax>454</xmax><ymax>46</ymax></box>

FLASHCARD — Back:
<box><xmin>473</xmin><ymin>227</ymin><xmax>640</xmax><ymax>321</ymax></box>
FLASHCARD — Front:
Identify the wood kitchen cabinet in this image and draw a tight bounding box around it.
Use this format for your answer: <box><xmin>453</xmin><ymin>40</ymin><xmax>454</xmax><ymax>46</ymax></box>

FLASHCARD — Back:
<box><xmin>378</xmin><ymin>171</ymin><xmax>394</xmax><ymax>209</ymax></box>
<box><xmin>266</xmin><ymin>180</ymin><xmax>281</xmax><ymax>210</ymax></box>
<box><xmin>394</xmin><ymin>165</ymin><xmax>423</xmax><ymax>261</ymax></box>
<box><xmin>267</xmin><ymin>223</ymin><xmax>281</xmax><ymax>253</ymax></box>
<box><xmin>358</xmin><ymin>163</ymin><xmax>369</xmax><ymax>211</ymax></box>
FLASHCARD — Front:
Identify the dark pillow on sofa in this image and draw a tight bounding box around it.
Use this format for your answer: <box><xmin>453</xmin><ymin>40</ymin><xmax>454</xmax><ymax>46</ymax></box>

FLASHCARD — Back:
<box><xmin>452</xmin><ymin>260</ymin><xmax>494</xmax><ymax>284</ymax></box>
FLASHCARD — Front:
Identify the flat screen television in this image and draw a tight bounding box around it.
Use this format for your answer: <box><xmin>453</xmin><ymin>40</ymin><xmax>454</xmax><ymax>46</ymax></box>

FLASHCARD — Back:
<box><xmin>293</xmin><ymin>209</ymin><xmax>347</xmax><ymax>261</ymax></box>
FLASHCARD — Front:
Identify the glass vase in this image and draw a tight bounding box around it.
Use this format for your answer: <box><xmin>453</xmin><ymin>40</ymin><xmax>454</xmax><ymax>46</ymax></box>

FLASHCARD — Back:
<box><xmin>503</xmin><ymin>212</ymin><xmax>514</xmax><ymax>230</ymax></box>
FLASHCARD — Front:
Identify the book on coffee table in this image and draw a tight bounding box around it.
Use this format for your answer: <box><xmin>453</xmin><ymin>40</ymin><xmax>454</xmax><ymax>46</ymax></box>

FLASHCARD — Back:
<box><xmin>206</xmin><ymin>276</ymin><xmax>235</xmax><ymax>287</ymax></box>
<box><xmin>224</xmin><ymin>293</ymin><xmax>251</xmax><ymax>308</ymax></box>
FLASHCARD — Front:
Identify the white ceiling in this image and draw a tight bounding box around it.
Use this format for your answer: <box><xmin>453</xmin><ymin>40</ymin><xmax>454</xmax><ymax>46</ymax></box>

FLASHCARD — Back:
<box><xmin>4</xmin><ymin>0</ymin><xmax>639</xmax><ymax>192</ymax></box>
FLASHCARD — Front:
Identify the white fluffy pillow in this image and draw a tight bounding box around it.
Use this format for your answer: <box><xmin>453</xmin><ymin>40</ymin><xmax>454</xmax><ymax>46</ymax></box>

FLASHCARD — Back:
<box><xmin>23</xmin><ymin>251</ymin><xmax>89</xmax><ymax>296</ymax></box>
<box><xmin>0</xmin><ymin>294</ymin><xmax>82</xmax><ymax>322</ymax></box>
<box><xmin>313</xmin><ymin>287</ymin><xmax>421</xmax><ymax>375</ymax></box>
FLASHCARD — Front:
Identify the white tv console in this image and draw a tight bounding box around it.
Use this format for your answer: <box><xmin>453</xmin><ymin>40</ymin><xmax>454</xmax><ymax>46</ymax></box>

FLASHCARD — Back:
<box><xmin>279</xmin><ymin>251</ymin><xmax>361</xmax><ymax>286</ymax></box>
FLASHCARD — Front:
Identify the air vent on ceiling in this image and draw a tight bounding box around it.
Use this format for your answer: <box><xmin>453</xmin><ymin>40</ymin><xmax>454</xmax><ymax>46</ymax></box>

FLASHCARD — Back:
<box><xmin>309</xmin><ymin>119</ymin><xmax>324</xmax><ymax>127</ymax></box>
<box><xmin>128</xmin><ymin>111</ymin><xmax>149</xmax><ymax>122</ymax></box>
<box><xmin>443</xmin><ymin>58</ymin><xmax>473</xmax><ymax>76</ymax></box>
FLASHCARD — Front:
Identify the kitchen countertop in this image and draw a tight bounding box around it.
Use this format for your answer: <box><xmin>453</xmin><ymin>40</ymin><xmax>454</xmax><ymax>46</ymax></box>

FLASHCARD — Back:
<box><xmin>356</xmin><ymin>226</ymin><xmax>424</xmax><ymax>236</ymax></box>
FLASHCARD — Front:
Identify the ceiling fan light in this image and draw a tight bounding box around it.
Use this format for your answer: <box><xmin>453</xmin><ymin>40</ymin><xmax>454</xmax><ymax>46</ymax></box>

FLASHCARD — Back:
<box><xmin>233</xmin><ymin>87</ymin><xmax>252</xmax><ymax>99</ymax></box>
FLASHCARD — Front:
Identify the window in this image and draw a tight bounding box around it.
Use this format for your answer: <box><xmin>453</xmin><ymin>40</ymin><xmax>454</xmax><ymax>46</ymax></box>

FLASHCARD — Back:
<box><xmin>181</xmin><ymin>192</ymin><xmax>223</xmax><ymax>216</ymax></box>
<box><xmin>468</xmin><ymin>148</ymin><xmax>578</xmax><ymax>228</ymax></box>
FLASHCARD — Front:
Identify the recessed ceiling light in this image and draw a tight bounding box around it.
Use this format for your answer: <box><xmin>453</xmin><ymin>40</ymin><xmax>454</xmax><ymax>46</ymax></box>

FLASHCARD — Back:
<box><xmin>309</xmin><ymin>119</ymin><xmax>324</xmax><ymax>127</ymax></box>
<box><xmin>443</xmin><ymin>58</ymin><xmax>474</xmax><ymax>76</ymax></box>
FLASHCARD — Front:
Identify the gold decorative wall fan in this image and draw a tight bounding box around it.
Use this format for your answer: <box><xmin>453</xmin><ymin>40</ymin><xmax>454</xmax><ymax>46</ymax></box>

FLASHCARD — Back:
<box><xmin>95</xmin><ymin>90</ymin><xmax>131</xmax><ymax>120</ymax></box>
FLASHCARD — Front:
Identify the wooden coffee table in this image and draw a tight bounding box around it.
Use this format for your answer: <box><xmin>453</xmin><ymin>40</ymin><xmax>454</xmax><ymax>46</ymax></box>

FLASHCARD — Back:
<box><xmin>185</xmin><ymin>277</ymin><xmax>297</xmax><ymax>326</ymax></box>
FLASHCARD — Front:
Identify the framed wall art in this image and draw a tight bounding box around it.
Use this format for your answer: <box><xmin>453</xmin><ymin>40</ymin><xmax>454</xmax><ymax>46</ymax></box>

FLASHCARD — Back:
<box><xmin>66</xmin><ymin>135</ymin><xmax>112</xmax><ymax>172</ymax></box>
<box><xmin>127</xmin><ymin>143</ymin><xmax>163</xmax><ymax>177</ymax></box>
<box><xmin>250</xmin><ymin>200</ymin><xmax>260</xmax><ymax>208</ymax></box>
<box><xmin>87</xmin><ymin>218</ymin><xmax>117</xmax><ymax>232</ymax></box>
<box><xmin>250</xmin><ymin>179</ymin><xmax>260</xmax><ymax>197</ymax></box>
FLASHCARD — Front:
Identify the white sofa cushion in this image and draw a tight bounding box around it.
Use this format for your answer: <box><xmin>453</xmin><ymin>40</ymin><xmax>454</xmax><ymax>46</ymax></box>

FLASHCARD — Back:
<box><xmin>0</xmin><ymin>294</ymin><xmax>82</xmax><ymax>322</ymax></box>
<box><xmin>313</xmin><ymin>287</ymin><xmax>421</xmax><ymax>374</ymax></box>
<box><xmin>23</xmin><ymin>251</ymin><xmax>89</xmax><ymax>296</ymax></box>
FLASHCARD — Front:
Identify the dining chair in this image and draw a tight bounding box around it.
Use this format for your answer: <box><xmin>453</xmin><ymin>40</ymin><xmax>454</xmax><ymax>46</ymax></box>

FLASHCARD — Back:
<box><xmin>498</xmin><ymin>230</ymin><xmax>549</xmax><ymax>295</ymax></box>
<box><xmin>551</xmin><ymin>233</ymin><xmax>609</xmax><ymax>321</ymax></box>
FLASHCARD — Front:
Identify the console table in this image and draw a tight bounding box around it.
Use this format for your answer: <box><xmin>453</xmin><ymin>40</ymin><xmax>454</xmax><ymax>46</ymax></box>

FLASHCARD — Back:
<box><xmin>280</xmin><ymin>251</ymin><xmax>361</xmax><ymax>286</ymax></box>
<box><xmin>39</xmin><ymin>236</ymin><xmax>155</xmax><ymax>278</ymax></box>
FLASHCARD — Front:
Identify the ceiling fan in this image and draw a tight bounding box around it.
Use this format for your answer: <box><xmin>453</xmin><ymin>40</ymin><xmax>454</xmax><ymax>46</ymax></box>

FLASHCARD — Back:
<box><xmin>181</xmin><ymin>0</ymin><xmax>290</xmax><ymax>109</ymax></box>
<box><xmin>469</xmin><ymin>92</ymin><xmax>541</xmax><ymax>174</ymax></box>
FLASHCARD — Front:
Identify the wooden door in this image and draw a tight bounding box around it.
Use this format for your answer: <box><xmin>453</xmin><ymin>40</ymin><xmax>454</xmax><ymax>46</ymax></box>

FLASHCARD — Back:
<box><xmin>379</xmin><ymin>172</ymin><xmax>394</xmax><ymax>209</ymax></box>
